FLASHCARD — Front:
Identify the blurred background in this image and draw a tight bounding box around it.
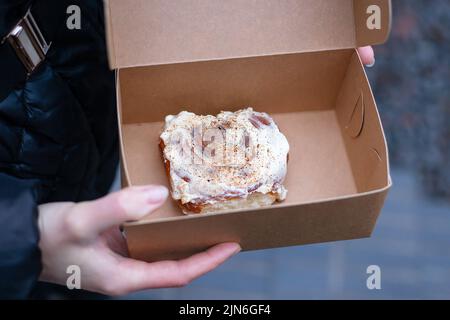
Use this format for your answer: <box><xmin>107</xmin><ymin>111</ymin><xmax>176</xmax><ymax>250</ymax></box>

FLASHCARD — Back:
<box><xmin>120</xmin><ymin>0</ymin><xmax>450</xmax><ymax>300</ymax></box>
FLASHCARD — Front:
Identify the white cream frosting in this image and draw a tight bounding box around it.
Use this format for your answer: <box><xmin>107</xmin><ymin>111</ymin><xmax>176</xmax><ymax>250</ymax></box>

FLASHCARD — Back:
<box><xmin>160</xmin><ymin>108</ymin><xmax>289</xmax><ymax>205</ymax></box>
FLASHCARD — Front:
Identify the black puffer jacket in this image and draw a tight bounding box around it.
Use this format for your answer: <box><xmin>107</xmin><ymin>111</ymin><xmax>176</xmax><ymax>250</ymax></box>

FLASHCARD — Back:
<box><xmin>0</xmin><ymin>0</ymin><xmax>118</xmax><ymax>298</ymax></box>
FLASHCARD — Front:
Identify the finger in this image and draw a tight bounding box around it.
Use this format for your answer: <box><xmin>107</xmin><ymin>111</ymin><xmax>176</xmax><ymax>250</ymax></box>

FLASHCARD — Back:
<box><xmin>66</xmin><ymin>185</ymin><xmax>168</xmax><ymax>240</ymax></box>
<box><xmin>113</xmin><ymin>242</ymin><xmax>241</xmax><ymax>293</ymax></box>
<box><xmin>357</xmin><ymin>46</ymin><xmax>375</xmax><ymax>67</ymax></box>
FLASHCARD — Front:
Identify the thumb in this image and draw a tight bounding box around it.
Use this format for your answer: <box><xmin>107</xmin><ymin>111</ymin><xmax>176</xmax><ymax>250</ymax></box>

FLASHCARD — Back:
<box><xmin>66</xmin><ymin>185</ymin><xmax>168</xmax><ymax>241</ymax></box>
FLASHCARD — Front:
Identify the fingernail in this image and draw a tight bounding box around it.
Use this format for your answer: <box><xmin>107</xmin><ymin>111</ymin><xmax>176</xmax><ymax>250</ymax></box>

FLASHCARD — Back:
<box><xmin>120</xmin><ymin>185</ymin><xmax>168</xmax><ymax>218</ymax></box>
<box><xmin>366</xmin><ymin>58</ymin><xmax>376</xmax><ymax>68</ymax></box>
<box><xmin>143</xmin><ymin>185</ymin><xmax>169</xmax><ymax>203</ymax></box>
<box><xmin>229</xmin><ymin>243</ymin><xmax>241</xmax><ymax>256</ymax></box>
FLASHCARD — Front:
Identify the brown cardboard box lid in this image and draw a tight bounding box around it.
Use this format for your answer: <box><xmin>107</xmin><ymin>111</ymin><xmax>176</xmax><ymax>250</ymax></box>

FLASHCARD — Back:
<box><xmin>104</xmin><ymin>0</ymin><xmax>391</xmax><ymax>69</ymax></box>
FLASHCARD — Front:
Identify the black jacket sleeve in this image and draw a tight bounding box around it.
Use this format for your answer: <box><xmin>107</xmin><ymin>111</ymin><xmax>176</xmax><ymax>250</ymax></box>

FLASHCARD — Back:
<box><xmin>0</xmin><ymin>173</ymin><xmax>41</xmax><ymax>299</ymax></box>
<box><xmin>0</xmin><ymin>0</ymin><xmax>41</xmax><ymax>299</ymax></box>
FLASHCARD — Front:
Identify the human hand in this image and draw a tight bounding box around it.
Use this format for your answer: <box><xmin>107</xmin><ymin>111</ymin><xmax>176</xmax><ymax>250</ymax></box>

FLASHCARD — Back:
<box><xmin>357</xmin><ymin>46</ymin><xmax>375</xmax><ymax>67</ymax></box>
<box><xmin>38</xmin><ymin>185</ymin><xmax>241</xmax><ymax>296</ymax></box>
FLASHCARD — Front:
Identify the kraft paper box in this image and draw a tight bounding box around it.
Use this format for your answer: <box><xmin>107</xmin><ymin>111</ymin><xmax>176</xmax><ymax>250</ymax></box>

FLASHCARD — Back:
<box><xmin>104</xmin><ymin>0</ymin><xmax>392</xmax><ymax>261</ymax></box>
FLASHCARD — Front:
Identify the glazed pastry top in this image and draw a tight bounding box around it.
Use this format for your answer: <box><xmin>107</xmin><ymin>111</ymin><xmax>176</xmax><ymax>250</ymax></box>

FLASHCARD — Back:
<box><xmin>160</xmin><ymin>108</ymin><xmax>289</xmax><ymax>205</ymax></box>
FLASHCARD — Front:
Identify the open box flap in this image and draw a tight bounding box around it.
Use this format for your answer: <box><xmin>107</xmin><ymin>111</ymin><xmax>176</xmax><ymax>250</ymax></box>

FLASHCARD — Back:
<box><xmin>104</xmin><ymin>0</ymin><xmax>391</xmax><ymax>69</ymax></box>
